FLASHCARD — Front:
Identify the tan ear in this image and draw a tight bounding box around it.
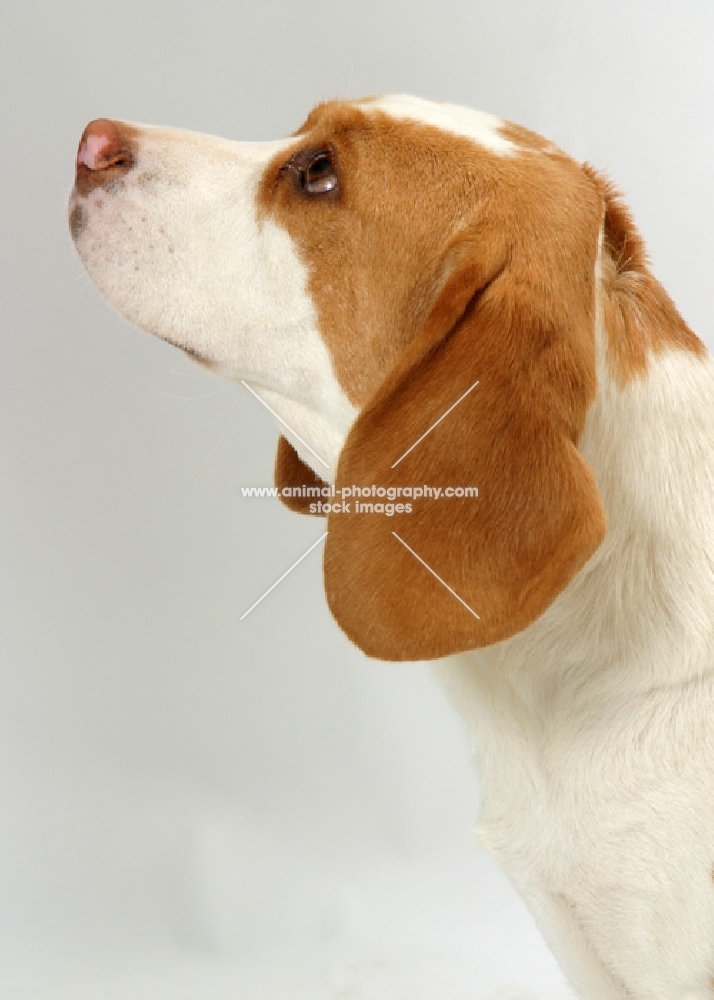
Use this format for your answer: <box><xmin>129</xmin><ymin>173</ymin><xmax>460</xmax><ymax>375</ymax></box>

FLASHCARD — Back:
<box><xmin>324</xmin><ymin>215</ymin><xmax>607</xmax><ymax>661</ymax></box>
<box><xmin>274</xmin><ymin>436</ymin><xmax>329</xmax><ymax>516</ymax></box>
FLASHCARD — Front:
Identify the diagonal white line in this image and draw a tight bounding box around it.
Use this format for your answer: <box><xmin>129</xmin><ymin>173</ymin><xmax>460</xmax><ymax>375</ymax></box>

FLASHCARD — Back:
<box><xmin>241</xmin><ymin>380</ymin><xmax>331</xmax><ymax>469</ymax></box>
<box><xmin>392</xmin><ymin>532</ymin><xmax>480</xmax><ymax>620</ymax></box>
<box><xmin>391</xmin><ymin>380</ymin><xmax>479</xmax><ymax>469</ymax></box>
<box><xmin>240</xmin><ymin>532</ymin><xmax>328</xmax><ymax>620</ymax></box>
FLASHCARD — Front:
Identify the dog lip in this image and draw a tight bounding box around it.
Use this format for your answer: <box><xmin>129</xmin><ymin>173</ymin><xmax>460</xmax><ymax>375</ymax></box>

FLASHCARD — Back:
<box><xmin>162</xmin><ymin>337</ymin><xmax>214</xmax><ymax>368</ymax></box>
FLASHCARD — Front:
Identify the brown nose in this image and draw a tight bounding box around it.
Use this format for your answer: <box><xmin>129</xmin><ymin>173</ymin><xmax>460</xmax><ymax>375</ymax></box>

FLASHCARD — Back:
<box><xmin>74</xmin><ymin>118</ymin><xmax>135</xmax><ymax>195</ymax></box>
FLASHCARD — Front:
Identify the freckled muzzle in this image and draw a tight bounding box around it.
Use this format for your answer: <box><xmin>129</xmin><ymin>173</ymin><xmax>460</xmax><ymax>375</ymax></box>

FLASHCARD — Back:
<box><xmin>68</xmin><ymin>118</ymin><xmax>205</xmax><ymax>365</ymax></box>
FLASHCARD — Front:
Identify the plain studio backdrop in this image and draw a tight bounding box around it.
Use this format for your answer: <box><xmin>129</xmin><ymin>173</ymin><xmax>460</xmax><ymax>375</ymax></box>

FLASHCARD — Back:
<box><xmin>1</xmin><ymin>2</ymin><xmax>714</xmax><ymax>998</ymax></box>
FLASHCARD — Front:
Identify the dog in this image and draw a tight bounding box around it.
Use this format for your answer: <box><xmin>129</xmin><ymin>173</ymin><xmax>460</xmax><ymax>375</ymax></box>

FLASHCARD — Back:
<box><xmin>68</xmin><ymin>94</ymin><xmax>714</xmax><ymax>1000</ymax></box>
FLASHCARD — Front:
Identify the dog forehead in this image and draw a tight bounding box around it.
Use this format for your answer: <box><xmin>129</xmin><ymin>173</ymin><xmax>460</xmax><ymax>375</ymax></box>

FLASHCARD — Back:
<box><xmin>291</xmin><ymin>93</ymin><xmax>517</xmax><ymax>155</ymax></box>
<box><xmin>259</xmin><ymin>94</ymin><xmax>526</xmax><ymax>223</ymax></box>
<box><xmin>356</xmin><ymin>94</ymin><xmax>516</xmax><ymax>155</ymax></box>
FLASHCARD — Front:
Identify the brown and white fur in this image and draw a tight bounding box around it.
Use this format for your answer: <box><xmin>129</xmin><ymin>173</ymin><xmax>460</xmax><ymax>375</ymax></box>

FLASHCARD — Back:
<box><xmin>68</xmin><ymin>94</ymin><xmax>714</xmax><ymax>1000</ymax></box>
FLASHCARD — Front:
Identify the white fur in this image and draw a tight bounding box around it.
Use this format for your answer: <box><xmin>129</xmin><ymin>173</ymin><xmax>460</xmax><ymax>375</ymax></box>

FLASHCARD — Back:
<box><xmin>70</xmin><ymin>98</ymin><xmax>714</xmax><ymax>999</ymax></box>
<box><xmin>360</xmin><ymin>94</ymin><xmax>515</xmax><ymax>155</ymax></box>
<box><xmin>69</xmin><ymin>123</ymin><xmax>356</xmax><ymax>478</ymax></box>
<box><xmin>435</xmin><ymin>250</ymin><xmax>714</xmax><ymax>998</ymax></box>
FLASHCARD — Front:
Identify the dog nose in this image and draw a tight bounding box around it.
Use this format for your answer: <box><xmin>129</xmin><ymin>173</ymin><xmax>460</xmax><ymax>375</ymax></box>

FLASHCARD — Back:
<box><xmin>74</xmin><ymin>119</ymin><xmax>135</xmax><ymax>195</ymax></box>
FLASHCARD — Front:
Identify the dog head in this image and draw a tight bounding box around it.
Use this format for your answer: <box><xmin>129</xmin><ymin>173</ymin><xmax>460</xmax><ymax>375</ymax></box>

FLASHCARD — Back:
<box><xmin>69</xmin><ymin>95</ymin><xmax>610</xmax><ymax>660</ymax></box>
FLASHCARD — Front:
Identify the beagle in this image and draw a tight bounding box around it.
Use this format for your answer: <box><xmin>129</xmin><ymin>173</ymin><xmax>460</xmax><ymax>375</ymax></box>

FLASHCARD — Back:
<box><xmin>68</xmin><ymin>95</ymin><xmax>714</xmax><ymax>1000</ymax></box>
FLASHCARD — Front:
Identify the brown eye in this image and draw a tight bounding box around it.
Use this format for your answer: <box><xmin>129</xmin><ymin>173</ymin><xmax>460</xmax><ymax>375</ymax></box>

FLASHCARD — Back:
<box><xmin>302</xmin><ymin>152</ymin><xmax>338</xmax><ymax>194</ymax></box>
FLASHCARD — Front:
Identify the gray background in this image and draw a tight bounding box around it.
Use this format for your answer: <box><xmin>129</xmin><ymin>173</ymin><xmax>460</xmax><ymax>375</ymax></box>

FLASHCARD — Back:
<box><xmin>2</xmin><ymin>1</ymin><xmax>714</xmax><ymax>997</ymax></box>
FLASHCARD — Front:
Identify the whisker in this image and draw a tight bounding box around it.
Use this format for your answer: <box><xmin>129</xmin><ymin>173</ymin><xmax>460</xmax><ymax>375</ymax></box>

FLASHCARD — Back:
<box><xmin>155</xmin><ymin>387</ymin><xmax>232</xmax><ymax>401</ymax></box>
<box><xmin>193</xmin><ymin>399</ymin><xmax>240</xmax><ymax>472</ymax></box>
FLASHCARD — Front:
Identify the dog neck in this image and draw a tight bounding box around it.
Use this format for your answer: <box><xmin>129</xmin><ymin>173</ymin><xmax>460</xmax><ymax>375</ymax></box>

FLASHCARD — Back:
<box><xmin>434</xmin><ymin>285</ymin><xmax>714</xmax><ymax>783</ymax></box>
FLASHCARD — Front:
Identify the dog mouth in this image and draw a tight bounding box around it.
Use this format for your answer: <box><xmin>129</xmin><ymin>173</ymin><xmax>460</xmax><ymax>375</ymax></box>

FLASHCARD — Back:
<box><xmin>68</xmin><ymin>186</ymin><xmax>214</xmax><ymax>371</ymax></box>
<box><xmin>161</xmin><ymin>336</ymin><xmax>215</xmax><ymax>369</ymax></box>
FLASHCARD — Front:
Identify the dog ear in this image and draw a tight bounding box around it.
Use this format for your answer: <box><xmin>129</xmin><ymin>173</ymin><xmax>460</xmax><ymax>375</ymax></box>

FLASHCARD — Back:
<box><xmin>323</xmin><ymin>209</ymin><xmax>607</xmax><ymax>661</ymax></box>
<box><xmin>274</xmin><ymin>436</ymin><xmax>328</xmax><ymax>516</ymax></box>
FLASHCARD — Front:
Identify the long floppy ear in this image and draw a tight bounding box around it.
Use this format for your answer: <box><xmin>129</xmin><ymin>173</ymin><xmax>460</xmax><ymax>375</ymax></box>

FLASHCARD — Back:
<box><xmin>274</xmin><ymin>436</ymin><xmax>329</xmax><ymax>516</ymax></box>
<box><xmin>323</xmin><ymin>210</ymin><xmax>607</xmax><ymax>661</ymax></box>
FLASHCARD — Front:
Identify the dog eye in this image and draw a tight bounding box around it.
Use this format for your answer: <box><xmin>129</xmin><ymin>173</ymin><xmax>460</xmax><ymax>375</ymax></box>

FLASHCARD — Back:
<box><xmin>302</xmin><ymin>152</ymin><xmax>338</xmax><ymax>194</ymax></box>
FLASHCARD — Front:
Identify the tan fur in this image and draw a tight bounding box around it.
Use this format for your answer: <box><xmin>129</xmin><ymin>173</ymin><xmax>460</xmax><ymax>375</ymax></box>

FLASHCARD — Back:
<box><xmin>68</xmin><ymin>93</ymin><xmax>714</xmax><ymax>999</ymax></box>
<box><xmin>274</xmin><ymin>436</ymin><xmax>327</xmax><ymax>516</ymax></box>
<box><xmin>582</xmin><ymin>165</ymin><xmax>705</xmax><ymax>384</ymax></box>
<box><xmin>261</xmin><ymin>103</ymin><xmax>616</xmax><ymax>658</ymax></box>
